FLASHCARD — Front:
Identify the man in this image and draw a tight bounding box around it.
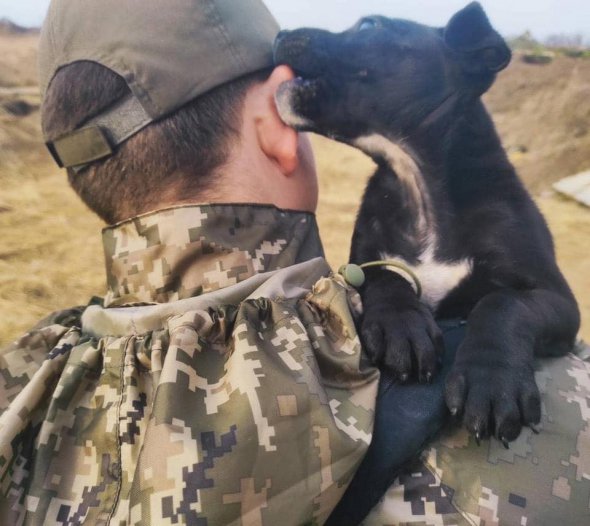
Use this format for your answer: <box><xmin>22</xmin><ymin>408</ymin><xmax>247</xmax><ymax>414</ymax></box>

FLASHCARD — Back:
<box><xmin>0</xmin><ymin>1</ymin><xmax>379</xmax><ymax>524</ymax></box>
<box><xmin>0</xmin><ymin>1</ymin><xmax>588</xmax><ymax>525</ymax></box>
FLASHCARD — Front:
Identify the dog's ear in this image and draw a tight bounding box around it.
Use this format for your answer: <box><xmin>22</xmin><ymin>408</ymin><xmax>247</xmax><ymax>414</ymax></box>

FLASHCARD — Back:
<box><xmin>444</xmin><ymin>2</ymin><xmax>511</xmax><ymax>73</ymax></box>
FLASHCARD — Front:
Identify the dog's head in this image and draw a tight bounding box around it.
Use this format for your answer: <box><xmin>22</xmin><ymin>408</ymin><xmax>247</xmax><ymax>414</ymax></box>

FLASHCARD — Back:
<box><xmin>273</xmin><ymin>2</ymin><xmax>511</xmax><ymax>140</ymax></box>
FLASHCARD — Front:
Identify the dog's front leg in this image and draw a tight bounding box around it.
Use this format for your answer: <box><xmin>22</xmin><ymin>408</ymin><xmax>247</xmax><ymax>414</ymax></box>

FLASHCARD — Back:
<box><xmin>360</xmin><ymin>267</ymin><xmax>444</xmax><ymax>383</ymax></box>
<box><xmin>445</xmin><ymin>287</ymin><xmax>580</xmax><ymax>443</ymax></box>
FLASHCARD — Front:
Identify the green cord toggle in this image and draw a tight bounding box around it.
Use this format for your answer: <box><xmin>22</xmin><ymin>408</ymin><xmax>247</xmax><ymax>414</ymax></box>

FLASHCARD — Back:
<box><xmin>338</xmin><ymin>264</ymin><xmax>366</xmax><ymax>288</ymax></box>
<box><xmin>338</xmin><ymin>260</ymin><xmax>422</xmax><ymax>298</ymax></box>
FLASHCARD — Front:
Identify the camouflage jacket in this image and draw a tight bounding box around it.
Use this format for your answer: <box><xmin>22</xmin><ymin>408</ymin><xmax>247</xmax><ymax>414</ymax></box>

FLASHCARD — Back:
<box><xmin>366</xmin><ymin>342</ymin><xmax>590</xmax><ymax>526</ymax></box>
<box><xmin>2</xmin><ymin>204</ymin><xmax>589</xmax><ymax>526</ymax></box>
<box><xmin>0</xmin><ymin>205</ymin><xmax>379</xmax><ymax>525</ymax></box>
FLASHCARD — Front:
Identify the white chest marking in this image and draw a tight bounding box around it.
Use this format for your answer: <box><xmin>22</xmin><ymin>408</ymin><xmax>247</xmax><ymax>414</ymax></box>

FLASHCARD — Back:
<box><xmin>354</xmin><ymin>134</ymin><xmax>473</xmax><ymax>309</ymax></box>
<box><xmin>381</xmin><ymin>243</ymin><xmax>473</xmax><ymax>310</ymax></box>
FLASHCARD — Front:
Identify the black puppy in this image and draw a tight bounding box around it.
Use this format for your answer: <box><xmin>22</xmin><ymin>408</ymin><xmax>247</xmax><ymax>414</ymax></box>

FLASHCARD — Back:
<box><xmin>274</xmin><ymin>2</ymin><xmax>580</xmax><ymax>444</ymax></box>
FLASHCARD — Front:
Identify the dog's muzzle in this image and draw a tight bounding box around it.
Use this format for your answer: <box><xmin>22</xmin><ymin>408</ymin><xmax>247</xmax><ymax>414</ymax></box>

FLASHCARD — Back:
<box><xmin>274</xmin><ymin>78</ymin><xmax>317</xmax><ymax>130</ymax></box>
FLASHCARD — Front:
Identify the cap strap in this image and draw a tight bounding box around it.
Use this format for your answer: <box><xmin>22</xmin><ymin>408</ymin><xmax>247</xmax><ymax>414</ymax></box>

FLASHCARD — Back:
<box><xmin>46</xmin><ymin>94</ymin><xmax>153</xmax><ymax>171</ymax></box>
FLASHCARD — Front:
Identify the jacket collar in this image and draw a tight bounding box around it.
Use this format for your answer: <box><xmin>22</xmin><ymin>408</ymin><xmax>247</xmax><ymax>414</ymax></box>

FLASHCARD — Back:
<box><xmin>102</xmin><ymin>204</ymin><xmax>324</xmax><ymax>307</ymax></box>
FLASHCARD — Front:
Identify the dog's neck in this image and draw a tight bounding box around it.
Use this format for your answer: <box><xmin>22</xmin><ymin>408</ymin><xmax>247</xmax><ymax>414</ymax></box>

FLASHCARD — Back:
<box><xmin>351</xmin><ymin>100</ymin><xmax>512</xmax><ymax>244</ymax></box>
<box><xmin>448</xmin><ymin>101</ymin><xmax>509</xmax><ymax>164</ymax></box>
<box><xmin>354</xmin><ymin>135</ymin><xmax>432</xmax><ymax>237</ymax></box>
<box><xmin>351</xmin><ymin>132</ymin><xmax>473</xmax><ymax>310</ymax></box>
<box><xmin>444</xmin><ymin>100</ymin><xmax>517</xmax><ymax>205</ymax></box>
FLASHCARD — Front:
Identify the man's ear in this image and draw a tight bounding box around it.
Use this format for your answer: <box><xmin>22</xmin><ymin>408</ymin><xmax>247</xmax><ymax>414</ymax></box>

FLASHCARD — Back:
<box><xmin>254</xmin><ymin>66</ymin><xmax>299</xmax><ymax>175</ymax></box>
<box><xmin>444</xmin><ymin>2</ymin><xmax>511</xmax><ymax>73</ymax></box>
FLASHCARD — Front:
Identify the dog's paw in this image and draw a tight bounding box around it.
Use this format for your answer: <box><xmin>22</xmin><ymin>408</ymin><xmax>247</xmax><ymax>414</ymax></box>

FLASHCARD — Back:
<box><xmin>361</xmin><ymin>302</ymin><xmax>443</xmax><ymax>383</ymax></box>
<box><xmin>444</xmin><ymin>357</ymin><xmax>541</xmax><ymax>445</ymax></box>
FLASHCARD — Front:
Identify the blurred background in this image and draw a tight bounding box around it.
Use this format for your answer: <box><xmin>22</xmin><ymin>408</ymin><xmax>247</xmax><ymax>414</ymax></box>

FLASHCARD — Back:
<box><xmin>0</xmin><ymin>0</ymin><xmax>589</xmax><ymax>345</ymax></box>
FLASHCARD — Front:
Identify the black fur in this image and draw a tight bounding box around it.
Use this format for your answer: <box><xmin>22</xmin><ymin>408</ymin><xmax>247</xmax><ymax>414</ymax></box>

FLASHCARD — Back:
<box><xmin>274</xmin><ymin>2</ymin><xmax>580</xmax><ymax>443</ymax></box>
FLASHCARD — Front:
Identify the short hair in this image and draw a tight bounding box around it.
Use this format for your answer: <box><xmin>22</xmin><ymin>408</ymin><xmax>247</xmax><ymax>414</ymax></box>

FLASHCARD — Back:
<box><xmin>42</xmin><ymin>61</ymin><xmax>268</xmax><ymax>224</ymax></box>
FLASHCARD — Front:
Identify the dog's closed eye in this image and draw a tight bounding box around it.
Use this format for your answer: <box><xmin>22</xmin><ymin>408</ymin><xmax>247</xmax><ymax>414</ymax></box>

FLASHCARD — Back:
<box><xmin>358</xmin><ymin>18</ymin><xmax>378</xmax><ymax>31</ymax></box>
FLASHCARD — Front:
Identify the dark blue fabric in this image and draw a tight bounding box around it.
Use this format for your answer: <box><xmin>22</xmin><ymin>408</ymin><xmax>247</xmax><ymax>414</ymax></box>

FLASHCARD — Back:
<box><xmin>326</xmin><ymin>320</ymin><xmax>466</xmax><ymax>526</ymax></box>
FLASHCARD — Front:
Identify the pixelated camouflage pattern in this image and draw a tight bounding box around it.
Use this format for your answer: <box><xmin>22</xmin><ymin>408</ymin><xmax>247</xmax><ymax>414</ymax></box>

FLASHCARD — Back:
<box><xmin>102</xmin><ymin>204</ymin><xmax>324</xmax><ymax>307</ymax></box>
<box><xmin>3</xmin><ymin>204</ymin><xmax>590</xmax><ymax>525</ymax></box>
<box><xmin>0</xmin><ymin>205</ymin><xmax>378</xmax><ymax>525</ymax></box>
<box><xmin>365</xmin><ymin>341</ymin><xmax>590</xmax><ymax>526</ymax></box>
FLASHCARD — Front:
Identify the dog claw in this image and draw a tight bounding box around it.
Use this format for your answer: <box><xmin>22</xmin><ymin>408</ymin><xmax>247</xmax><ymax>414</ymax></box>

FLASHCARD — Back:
<box><xmin>501</xmin><ymin>438</ymin><xmax>510</xmax><ymax>450</ymax></box>
<box><xmin>530</xmin><ymin>424</ymin><xmax>541</xmax><ymax>435</ymax></box>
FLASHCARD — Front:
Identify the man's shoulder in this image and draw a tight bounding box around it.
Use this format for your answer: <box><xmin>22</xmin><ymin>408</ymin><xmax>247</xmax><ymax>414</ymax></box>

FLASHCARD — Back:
<box><xmin>2</xmin><ymin>304</ymin><xmax>87</xmax><ymax>355</ymax></box>
<box><xmin>31</xmin><ymin>305</ymin><xmax>88</xmax><ymax>331</ymax></box>
<box><xmin>0</xmin><ymin>304</ymin><xmax>88</xmax><ymax>417</ymax></box>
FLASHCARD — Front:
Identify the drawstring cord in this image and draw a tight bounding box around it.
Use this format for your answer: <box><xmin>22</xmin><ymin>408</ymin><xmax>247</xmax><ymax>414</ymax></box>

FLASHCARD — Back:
<box><xmin>338</xmin><ymin>260</ymin><xmax>422</xmax><ymax>298</ymax></box>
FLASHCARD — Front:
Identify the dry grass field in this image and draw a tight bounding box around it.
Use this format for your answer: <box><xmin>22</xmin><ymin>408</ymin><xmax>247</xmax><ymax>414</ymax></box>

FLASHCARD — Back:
<box><xmin>0</xmin><ymin>28</ymin><xmax>589</xmax><ymax>347</ymax></box>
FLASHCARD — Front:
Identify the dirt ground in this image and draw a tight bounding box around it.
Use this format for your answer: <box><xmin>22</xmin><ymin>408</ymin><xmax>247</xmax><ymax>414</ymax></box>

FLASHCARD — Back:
<box><xmin>0</xmin><ymin>31</ymin><xmax>589</xmax><ymax>346</ymax></box>
<box><xmin>484</xmin><ymin>52</ymin><xmax>590</xmax><ymax>193</ymax></box>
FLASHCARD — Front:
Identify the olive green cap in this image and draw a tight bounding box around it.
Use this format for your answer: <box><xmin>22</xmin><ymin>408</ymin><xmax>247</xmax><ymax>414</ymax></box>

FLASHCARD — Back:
<box><xmin>39</xmin><ymin>0</ymin><xmax>280</xmax><ymax>169</ymax></box>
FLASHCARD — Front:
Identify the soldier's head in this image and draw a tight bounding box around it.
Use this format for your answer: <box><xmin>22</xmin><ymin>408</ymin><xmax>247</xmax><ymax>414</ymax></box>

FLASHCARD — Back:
<box><xmin>40</xmin><ymin>0</ymin><xmax>317</xmax><ymax>224</ymax></box>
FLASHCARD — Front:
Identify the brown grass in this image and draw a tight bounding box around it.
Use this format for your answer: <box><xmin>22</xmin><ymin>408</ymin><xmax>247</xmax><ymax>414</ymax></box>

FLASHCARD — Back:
<box><xmin>0</xmin><ymin>33</ymin><xmax>39</xmax><ymax>87</ymax></box>
<box><xmin>0</xmin><ymin>36</ymin><xmax>589</xmax><ymax>346</ymax></box>
<box><xmin>0</xmin><ymin>153</ymin><xmax>104</xmax><ymax>343</ymax></box>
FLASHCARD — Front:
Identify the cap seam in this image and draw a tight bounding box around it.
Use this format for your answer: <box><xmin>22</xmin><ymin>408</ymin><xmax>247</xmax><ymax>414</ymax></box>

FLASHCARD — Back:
<box><xmin>207</xmin><ymin>0</ymin><xmax>246</xmax><ymax>71</ymax></box>
<box><xmin>117</xmin><ymin>56</ymin><xmax>162</xmax><ymax>117</ymax></box>
<box><xmin>43</xmin><ymin>5</ymin><xmax>59</xmax><ymax>94</ymax></box>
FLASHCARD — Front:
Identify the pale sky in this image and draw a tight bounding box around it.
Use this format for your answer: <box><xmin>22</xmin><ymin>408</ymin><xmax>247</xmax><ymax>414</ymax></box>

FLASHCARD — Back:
<box><xmin>0</xmin><ymin>0</ymin><xmax>588</xmax><ymax>40</ymax></box>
